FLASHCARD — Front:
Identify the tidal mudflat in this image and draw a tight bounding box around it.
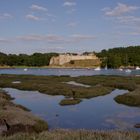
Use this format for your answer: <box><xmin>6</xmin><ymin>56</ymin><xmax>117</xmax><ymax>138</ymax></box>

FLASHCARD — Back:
<box><xmin>0</xmin><ymin>74</ymin><xmax>140</xmax><ymax>139</ymax></box>
<box><xmin>0</xmin><ymin>74</ymin><xmax>140</xmax><ymax>106</ymax></box>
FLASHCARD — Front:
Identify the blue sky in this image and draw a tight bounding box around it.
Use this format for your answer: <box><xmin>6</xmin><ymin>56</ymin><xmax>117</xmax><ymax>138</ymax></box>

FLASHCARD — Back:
<box><xmin>0</xmin><ymin>0</ymin><xmax>140</xmax><ymax>54</ymax></box>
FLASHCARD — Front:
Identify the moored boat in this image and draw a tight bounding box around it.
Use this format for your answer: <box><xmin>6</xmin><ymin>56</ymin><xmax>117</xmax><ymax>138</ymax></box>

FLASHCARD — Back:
<box><xmin>94</xmin><ymin>67</ymin><xmax>101</xmax><ymax>71</ymax></box>
<box><xmin>24</xmin><ymin>68</ymin><xmax>28</xmax><ymax>71</ymax></box>
<box><xmin>125</xmin><ymin>69</ymin><xmax>131</xmax><ymax>73</ymax></box>
<box><xmin>136</xmin><ymin>66</ymin><xmax>140</xmax><ymax>70</ymax></box>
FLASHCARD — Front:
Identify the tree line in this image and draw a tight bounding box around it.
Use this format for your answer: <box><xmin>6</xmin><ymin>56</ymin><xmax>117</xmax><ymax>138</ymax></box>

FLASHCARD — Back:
<box><xmin>96</xmin><ymin>46</ymin><xmax>140</xmax><ymax>68</ymax></box>
<box><xmin>0</xmin><ymin>52</ymin><xmax>58</xmax><ymax>66</ymax></box>
<box><xmin>0</xmin><ymin>46</ymin><xmax>140</xmax><ymax>68</ymax></box>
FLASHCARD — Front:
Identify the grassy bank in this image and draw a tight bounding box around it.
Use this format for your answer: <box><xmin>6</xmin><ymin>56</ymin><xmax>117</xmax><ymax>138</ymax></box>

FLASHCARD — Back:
<box><xmin>0</xmin><ymin>75</ymin><xmax>114</xmax><ymax>105</ymax></box>
<box><xmin>0</xmin><ymin>129</ymin><xmax>140</xmax><ymax>140</ymax></box>
<box><xmin>115</xmin><ymin>86</ymin><xmax>140</xmax><ymax>106</ymax></box>
<box><xmin>59</xmin><ymin>98</ymin><xmax>81</xmax><ymax>105</ymax></box>
<box><xmin>0</xmin><ymin>89</ymin><xmax>48</xmax><ymax>136</ymax></box>
<box><xmin>0</xmin><ymin>74</ymin><xmax>140</xmax><ymax>106</ymax></box>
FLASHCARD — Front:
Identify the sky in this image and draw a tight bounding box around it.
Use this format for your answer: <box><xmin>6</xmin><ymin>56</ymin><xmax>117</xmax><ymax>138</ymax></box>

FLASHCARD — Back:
<box><xmin>0</xmin><ymin>0</ymin><xmax>140</xmax><ymax>54</ymax></box>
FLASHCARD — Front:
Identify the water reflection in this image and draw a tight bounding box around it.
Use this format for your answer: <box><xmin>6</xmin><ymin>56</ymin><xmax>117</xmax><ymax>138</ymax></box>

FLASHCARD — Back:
<box><xmin>4</xmin><ymin>88</ymin><xmax>140</xmax><ymax>131</ymax></box>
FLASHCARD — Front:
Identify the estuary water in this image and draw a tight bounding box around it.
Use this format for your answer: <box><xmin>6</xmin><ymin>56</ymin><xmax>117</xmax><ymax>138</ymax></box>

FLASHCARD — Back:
<box><xmin>0</xmin><ymin>68</ymin><xmax>140</xmax><ymax>77</ymax></box>
<box><xmin>1</xmin><ymin>68</ymin><xmax>140</xmax><ymax>130</ymax></box>
<box><xmin>4</xmin><ymin>88</ymin><xmax>140</xmax><ymax>131</ymax></box>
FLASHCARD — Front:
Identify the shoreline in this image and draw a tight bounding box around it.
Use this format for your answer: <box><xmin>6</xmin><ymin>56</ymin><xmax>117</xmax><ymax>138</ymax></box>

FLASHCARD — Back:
<box><xmin>0</xmin><ymin>89</ymin><xmax>48</xmax><ymax>136</ymax></box>
<box><xmin>0</xmin><ymin>65</ymin><xmax>139</xmax><ymax>69</ymax></box>
<box><xmin>0</xmin><ymin>66</ymin><xmax>97</xmax><ymax>69</ymax></box>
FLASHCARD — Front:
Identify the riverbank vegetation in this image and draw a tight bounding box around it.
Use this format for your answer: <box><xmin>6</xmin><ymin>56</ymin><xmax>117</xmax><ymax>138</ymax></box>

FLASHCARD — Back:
<box><xmin>115</xmin><ymin>86</ymin><xmax>140</xmax><ymax>106</ymax></box>
<box><xmin>0</xmin><ymin>74</ymin><xmax>140</xmax><ymax>106</ymax></box>
<box><xmin>0</xmin><ymin>129</ymin><xmax>140</xmax><ymax>140</ymax></box>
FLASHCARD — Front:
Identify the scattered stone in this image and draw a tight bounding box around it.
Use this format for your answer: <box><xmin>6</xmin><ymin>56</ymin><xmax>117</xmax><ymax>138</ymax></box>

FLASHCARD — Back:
<box><xmin>134</xmin><ymin>124</ymin><xmax>140</xmax><ymax>128</ymax></box>
<box><xmin>0</xmin><ymin>119</ymin><xmax>7</xmax><ymax>135</ymax></box>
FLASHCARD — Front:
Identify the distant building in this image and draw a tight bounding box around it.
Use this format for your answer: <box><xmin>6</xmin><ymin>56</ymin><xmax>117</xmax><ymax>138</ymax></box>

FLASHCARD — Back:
<box><xmin>49</xmin><ymin>53</ymin><xmax>101</xmax><ymax>67</ymax></box>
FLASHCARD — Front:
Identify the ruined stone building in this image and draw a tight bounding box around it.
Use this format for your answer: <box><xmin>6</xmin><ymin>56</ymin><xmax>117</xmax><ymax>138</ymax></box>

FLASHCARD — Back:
<box><xmin>49</xmin><ymin>53</ymin><xmax>101</xmax><ymax>67</ymax></box>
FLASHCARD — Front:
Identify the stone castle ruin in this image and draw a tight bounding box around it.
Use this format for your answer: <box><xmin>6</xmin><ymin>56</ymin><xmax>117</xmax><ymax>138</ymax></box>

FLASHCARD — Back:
<box><xmin>49</xmin><ymin>53</ymin><xmax>101</xmax><ymax>67</ymax></box>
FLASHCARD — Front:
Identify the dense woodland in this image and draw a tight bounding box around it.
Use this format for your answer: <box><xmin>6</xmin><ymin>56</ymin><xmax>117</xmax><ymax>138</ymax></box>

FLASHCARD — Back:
<box><xmin>96</xmin><ymin>46</ymin><xmax>140</xmax><ymax>68</ymax></box>
<box><xmin>0</xmin><ymin>52</ymin><xmax>58</xmax><ymax>66</ymax></box>
<box><xmin>0</xmin><ymin>46</ymin><xmax>140</xmax><ymax>68</ymax></box>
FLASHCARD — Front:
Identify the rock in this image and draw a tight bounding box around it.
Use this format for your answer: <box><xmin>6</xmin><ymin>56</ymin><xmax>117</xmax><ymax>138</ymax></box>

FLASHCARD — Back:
<box><xmin>0</xmin><ymin>119</ymin><xmax>7</xmax><ymax>135</ymax></box>
<box><xmin>134</xmin><ymin>123</ymin><xmax>140</xmax><ymax>128</ymax></box>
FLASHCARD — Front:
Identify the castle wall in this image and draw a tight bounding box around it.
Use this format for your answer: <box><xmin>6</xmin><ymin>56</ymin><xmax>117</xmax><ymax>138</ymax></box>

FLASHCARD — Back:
<box><xmin>49</xmin><ymin>54</ymin><xmax>99</xmax><ymax>66</ymax></box>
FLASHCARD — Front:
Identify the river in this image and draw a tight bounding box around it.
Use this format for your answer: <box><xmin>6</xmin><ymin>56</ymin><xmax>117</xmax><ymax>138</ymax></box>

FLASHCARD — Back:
<box><xmin>0</xmin><ymin>68</ymin><xmax>140</xmax><ymax>77</ymax></box>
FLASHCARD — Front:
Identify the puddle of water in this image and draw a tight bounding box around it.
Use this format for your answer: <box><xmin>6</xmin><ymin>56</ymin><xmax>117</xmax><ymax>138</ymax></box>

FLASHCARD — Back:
<box><xmin>12</xmin><ymin>81</ymin><xmax>21</xmax><ymax>84</ymax></box>
<box><xmin>64</xmin><ymin>81</ymin><xmax>91</xmax><ymax>88</ymax></box>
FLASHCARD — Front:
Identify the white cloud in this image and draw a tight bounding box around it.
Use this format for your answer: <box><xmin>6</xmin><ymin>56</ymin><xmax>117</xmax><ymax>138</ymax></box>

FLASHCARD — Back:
<box><xmin>17</xmin><ymin>34</ymin><xmax>64</xmax><ymax>43</ymax></box>
<box><xmin>71</xmin><ymin>34</ymin><xmax>95</xmax><ymax>41</ymax></box>
<box><xmin>30</xmin><ymin>4</ymin><xmax>47</xmax><ymax>12</ymax></box>
<box><xmin>0</xmin><ymin>38</ymin><xmax>12</xmax><ymax>43</ymax></box>
<box><xmin>46</xmin><ymin>35</ymin><xmax>64</xmax><ymax>42</ymax></box>
<box><xmin>128</xmin><ymin>31</ymin><xmax>140</xmax><ymax>36</ymax></box>
<box><xmin>47</xmin><ymin>46</ymin><xmax>64</xmax><ymax>52</ymax></box>
<box><xmin>27</xmin><ymin>4</ymin><xmax>55</xmax><ymax>22</ymax></box>
<box><xmin>25</xmin><ymin>14</ymin><xmax>41</xmax><ymax>21</ymax></box>
<box><xmin>17</xmin><ymin>35</ymin><xmax>45</xmax><ymax>41</ymax></box>
<box><xmin>0</xmin><ymin>13</ymin><xmax>13</xmax><ymax>20</ymax></box>
<box><xmin>63</xmin><ymin>1</ymin><xmax>77</xmax><ymax>14</ymax></box>
<box><xmin>63</xmin><ymin>2</ymin><xmax>76</xmax><ymax>7</ymax></box>
<box><xmin>117</xmin><ymin>16</ymin><xmax>140</xmax><ymax>24</ymax></box>
<box><xmin>104</xmin><ymin>3</ymin><xmax>139</xmax><ymax>16</ymax></box>
<box><xmin>67</xmin><ymin>22</ymin><xmax>77</xmax><ymax>27</ymax></box>
<box><xmin>17</xmin><ymin>34</ymin><xmax>96</xmax><ymax>43</ymax></box>
<box><xmin>102</xmin><ymin>3</ymin><xmax>140</xmax><ymax>30</ymax></box>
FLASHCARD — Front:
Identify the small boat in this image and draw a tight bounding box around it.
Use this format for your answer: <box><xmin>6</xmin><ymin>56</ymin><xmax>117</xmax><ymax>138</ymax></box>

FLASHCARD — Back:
<box><xmin>125</xmin><ymin>69</ymin><xmax>131</xmax><ymax>73</ymax></box>
<box><xmin>118</xmin><ymin>68</ymin><xmax>123</xmax><ymax>71</ymax></box>
<box><xmin>94</xmin><ymin>67</ymin><xmax>101</xmax><ymax>71</ymax></box>
<box><xmin>24</xmin><ymin>68</ymin><xmax>28</xmax><ymax>71</ymax></box>
<box><xmin>136</xmin><ymin>66</ymin><xmax>140</xmax><ymax>70</ymax></box>
<box><xmin>104</xmin><ymin>65</ymin><xmax>107</xmax><ymax>70</ymax></box>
